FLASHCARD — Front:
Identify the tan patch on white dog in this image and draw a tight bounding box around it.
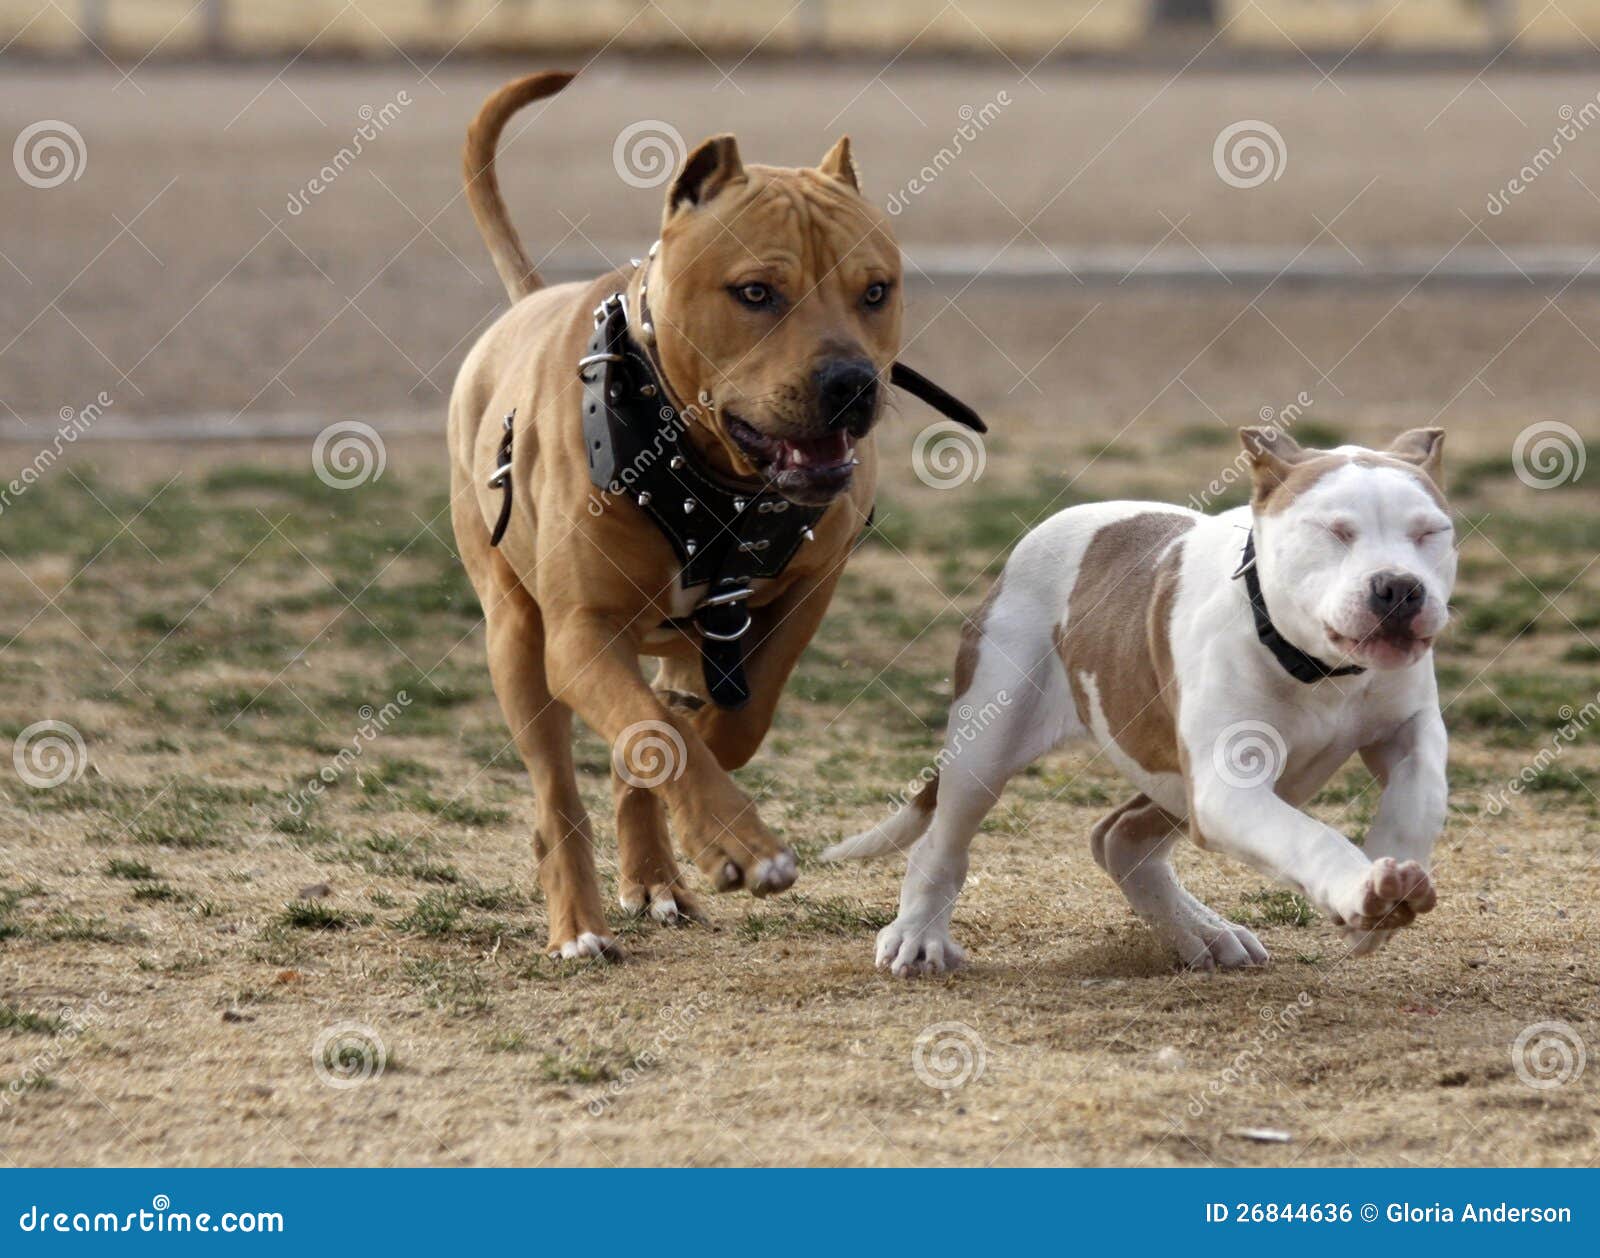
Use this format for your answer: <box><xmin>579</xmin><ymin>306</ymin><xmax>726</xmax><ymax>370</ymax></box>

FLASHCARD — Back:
<box><xmin>1058</xmin><ymin>512</ymin><xmax>1194</xmax><ymax>775</ymax></box>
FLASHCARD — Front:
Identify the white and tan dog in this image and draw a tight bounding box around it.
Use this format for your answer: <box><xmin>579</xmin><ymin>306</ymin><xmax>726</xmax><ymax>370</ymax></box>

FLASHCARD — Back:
<box><xmin>826</xmin><ymin>427</ymin><xmax>1455</xmax><ymax>976</ymax></box>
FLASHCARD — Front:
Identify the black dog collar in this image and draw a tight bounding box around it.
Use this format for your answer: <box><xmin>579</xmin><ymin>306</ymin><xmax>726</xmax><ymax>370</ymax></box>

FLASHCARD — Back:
<box><xmin>1232</xmin><ymin>530</ymin><xmax>1365</xmax><ymax>685</ymax></box>
<box><xmin>488</xmin><ymin>283</ymin><xmax>987</xmax><ymax>710</ymax></box>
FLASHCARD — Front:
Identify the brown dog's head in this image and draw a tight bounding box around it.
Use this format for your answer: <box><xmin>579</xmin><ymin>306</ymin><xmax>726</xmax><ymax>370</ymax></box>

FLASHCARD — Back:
<box><xmin>642</xmin><ymin>134</ymin><xmax>902</xmax><ymax>506</ymax></box>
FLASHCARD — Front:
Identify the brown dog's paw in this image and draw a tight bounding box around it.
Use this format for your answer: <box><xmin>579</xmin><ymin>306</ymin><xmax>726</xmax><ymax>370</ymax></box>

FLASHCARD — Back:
<box><xmin>546</xmin><ymin>930</ymin><xmax>622</xmax><ymax>962</ymax></box>
<box><xmin>619</xmin><ymin>879</ymin><xmax>705</xmax><ymax>926</ymax></box>
<box><xmin>698</xmin><ymin>845</ymin><xmax>797</xmax><ymax>897</ymax></box>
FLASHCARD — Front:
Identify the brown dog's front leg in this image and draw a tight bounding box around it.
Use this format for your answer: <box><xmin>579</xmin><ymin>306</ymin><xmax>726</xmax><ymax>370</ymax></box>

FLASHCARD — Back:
<box><xmin>545</xmin><ymin>613</ymin><xmax>796</xmax><ymax>896</ymax></box>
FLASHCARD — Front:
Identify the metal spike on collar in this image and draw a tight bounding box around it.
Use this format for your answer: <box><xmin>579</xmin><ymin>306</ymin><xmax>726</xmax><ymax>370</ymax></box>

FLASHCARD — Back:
<box><xmin>733</xmin><ymin>498</ymin><xmax>746</xmax><ymax>513</ymax></box>
<box><xmin>636</xmin><ymin>491</ymin><xmax>651</xmax><ymax>507</ymax></box>
<box><xmin>802</xmin><ymin>526</ymin><xmax>816</xmax><ymax>542</ymax></box>
<box><xmin>682</xmin><ymin>498</ymin><xmax>696</xmax><ymax>515</ymax></box>
<box><xmin>685</xmin><ymin>539</ymin><xmax>698</xmax><ymax>556</ymax></box>
<box><xmin>670</xmin><ymin>455</ymin><xmax>685</xmax><ymax>470</ymax></box>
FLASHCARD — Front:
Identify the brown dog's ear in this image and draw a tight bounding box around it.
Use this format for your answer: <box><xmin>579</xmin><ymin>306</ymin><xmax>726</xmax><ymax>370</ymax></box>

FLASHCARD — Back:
<box><xmin>817</xmin><ymin>136</ymin><xmax>861</xmax><ymax>192</ymax></box>
<box><xmin>1239</xmin><ymin>426</ymin><xmax>1308</xmax><ymax>500</ymax></box>
<box><xmin>1387</xmin><ymin>427</ymin><xmax>1446</xmax><ymax>487</ymax></box>
<box><xmin>668</xmin><ymin>135</ymin><xmax>745</xmax><ymax>211</ymax></box>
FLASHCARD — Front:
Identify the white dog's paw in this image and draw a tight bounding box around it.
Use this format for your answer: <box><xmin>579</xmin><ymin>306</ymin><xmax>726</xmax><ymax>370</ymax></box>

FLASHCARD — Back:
<box><xmin>1163</xmin><ymin>912</ymin><xmax>1270</xmax><ymax>972</ymax></box>
<box><xmin>1333</xmin><ymin>857</ymin><xmax>1436</xmax><ymax>934</ymax></box>
<box><xmin>875</xmin><ymin>917</ymin><xmax>966</xmax><ymax>979</ymax></box>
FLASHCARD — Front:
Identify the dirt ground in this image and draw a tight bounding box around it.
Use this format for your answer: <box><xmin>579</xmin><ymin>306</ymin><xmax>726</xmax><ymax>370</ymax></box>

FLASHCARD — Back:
<box><xmin>1</xmin><ymin>61</ymin><xmax>1597</xmax><ymax>1166</ymax></box>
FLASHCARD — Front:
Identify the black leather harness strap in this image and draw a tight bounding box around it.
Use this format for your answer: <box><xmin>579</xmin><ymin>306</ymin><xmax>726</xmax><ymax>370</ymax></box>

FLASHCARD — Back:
<box><xmin>1232</xmin><ymin>530</ymin><xmax>1365</xmax><ymax>685</ymax></box>
<box><xmin>486</xmin><ymin>409</ymin><xmax>515</xmax><ymax>547</ymax></box>
<box><xmin>486</xmin><ymin>283</ymin><xmax>987</xmax><ymax>710</ymax></box>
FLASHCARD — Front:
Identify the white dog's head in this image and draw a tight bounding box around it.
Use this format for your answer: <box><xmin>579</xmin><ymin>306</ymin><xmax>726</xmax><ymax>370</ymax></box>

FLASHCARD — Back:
<box><xmin>1241</xmin><ymin>426</ymin><xmax>1455</xmax><ymax>671</ymax></box>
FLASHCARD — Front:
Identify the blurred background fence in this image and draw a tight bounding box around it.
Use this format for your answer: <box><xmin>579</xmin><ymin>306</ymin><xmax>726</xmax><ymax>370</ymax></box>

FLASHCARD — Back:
<box><xmin>6</xmin><ymin>0</ymin><xmax>1600</xmax><ymax>59</ymax></box>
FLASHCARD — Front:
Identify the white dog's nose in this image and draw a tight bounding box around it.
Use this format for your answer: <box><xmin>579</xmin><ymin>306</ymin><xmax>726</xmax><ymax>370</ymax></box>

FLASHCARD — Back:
<box><xmin>1367</xmin><ymin>570</ymin><xmax>1425</xmax><ymax>622</ymax></box>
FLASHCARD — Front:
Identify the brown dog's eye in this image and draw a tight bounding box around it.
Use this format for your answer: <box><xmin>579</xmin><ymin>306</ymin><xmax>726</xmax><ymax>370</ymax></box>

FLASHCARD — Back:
<box><xmin>732</xmin><ymin>283</ymin><xmax>773</xmax><ymax>309</ymax></box>
<box><xmin>863</xmin><ymin>281</ymin><xmax>890</xmax><ymax>308</ymax></box>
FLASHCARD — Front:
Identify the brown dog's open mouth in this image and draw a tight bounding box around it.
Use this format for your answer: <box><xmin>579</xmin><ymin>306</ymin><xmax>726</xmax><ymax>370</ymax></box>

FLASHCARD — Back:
<box><xmin>727</xmin><ymin>417</ymin><xmax>857</xmax><ymax>503</ymax></box>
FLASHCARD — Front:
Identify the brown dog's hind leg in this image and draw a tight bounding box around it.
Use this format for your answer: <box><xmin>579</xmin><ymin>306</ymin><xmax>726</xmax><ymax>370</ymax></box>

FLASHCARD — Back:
<box><xmin>612</xmin><ymin>769</ymin><xmax>703</xmax><ymax>925</ymax></box>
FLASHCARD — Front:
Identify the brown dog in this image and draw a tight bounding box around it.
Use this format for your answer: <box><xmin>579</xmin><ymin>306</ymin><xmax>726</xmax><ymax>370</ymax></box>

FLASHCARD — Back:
<box><xmin>448</xmin><ymin>71</ymin><xmax>905</xmax><ymax>960</ymax></box>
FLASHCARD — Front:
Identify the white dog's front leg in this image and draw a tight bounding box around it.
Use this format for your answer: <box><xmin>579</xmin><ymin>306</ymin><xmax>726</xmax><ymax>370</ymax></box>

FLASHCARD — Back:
<box><xmin>1359</xmin><ymin>709</ymin><xmax>1449</xmax><ymax>867</ymax></box>
<box><xmin>1187</xmin><ymin>749</ymin><xmax>1436</xmax><ymax>938</ymax></box>
<box><xmin>1345</xmin><ymin>709</ymin><xmax>1448</xmax><ymax>952</ymax></box>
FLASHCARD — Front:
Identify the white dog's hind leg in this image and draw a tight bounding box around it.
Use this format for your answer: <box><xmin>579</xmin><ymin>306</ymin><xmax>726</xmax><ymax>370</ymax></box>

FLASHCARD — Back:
<box><xmin>877</xmin><ymin>586</ymin><xmax>1078</xmax><ymax>978</ymax></box>
<box><xmin>1092</xmin><ymin>795</ymin><xmax>1269</xmax><ymax>971</ymax></box>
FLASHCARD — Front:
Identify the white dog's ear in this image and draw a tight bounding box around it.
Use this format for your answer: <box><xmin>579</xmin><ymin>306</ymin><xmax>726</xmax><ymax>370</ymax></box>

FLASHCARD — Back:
<box><xmin>1387</xmin><ymin>427</ymin><xmax>1446</xmax><ymax>487</ymax></box>
<box><xmin>817</xmin><ymin>136</ymin><xmax>861</xmax><ymax>193</ymax></box>
<box><xmin>668</xmin><ymin>135</ymin><xmax>746</xmax><ymax>212</ymax></box>
<box><xmin>1239</xmin><ymin>426</ymin><xmax>1307</xmax><ymax>499</ymax></box>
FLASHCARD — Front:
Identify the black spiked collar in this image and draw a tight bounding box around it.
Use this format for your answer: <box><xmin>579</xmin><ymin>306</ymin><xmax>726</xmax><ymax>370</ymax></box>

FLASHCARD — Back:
<box><xmin>1232</xmin><ymin>530</ymin><xmax>1365</xmax><ymax>685</ymax></box>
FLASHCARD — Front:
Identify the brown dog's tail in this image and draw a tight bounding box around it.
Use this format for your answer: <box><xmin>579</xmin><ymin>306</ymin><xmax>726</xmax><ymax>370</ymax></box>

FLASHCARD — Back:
<box><xmin>464</xmin><ymin>70</ymin><xmax>575</xmax><ymax>302</ymax></box>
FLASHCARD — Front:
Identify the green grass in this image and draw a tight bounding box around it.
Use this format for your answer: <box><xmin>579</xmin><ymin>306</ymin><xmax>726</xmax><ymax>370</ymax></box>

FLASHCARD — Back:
<box><xmin>275</xmin><ymin>900</ymin><xmax>369</xmax><ymax>931</ymax></box>
<box><xmin>104</xmin><ymin>859</ymin><xmax>160</xmax><ymax>881</ymax></box>
<box><xmin>738</xmin><ymin>894</ymin><xmax>895</xmax><ymax>943</ymax></box>
<box><xmin>0</xmin><ymin>1005</ymin><xmax>62</xmax><ymax>1035</ymax></box>
<box><xmin>1233</xmin><ymin>889</ymin><xmax>1315</xmax><ymax>929</ymax></box>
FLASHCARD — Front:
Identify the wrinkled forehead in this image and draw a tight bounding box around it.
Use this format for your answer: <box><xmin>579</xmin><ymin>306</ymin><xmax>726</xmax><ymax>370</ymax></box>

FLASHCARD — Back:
<box><xmin>1282</xmin><ymin>458</ymin><xmax>1449</xmax><ymax>527</ymax></box>
<box><xmin>665</xmin><ymin>168</ymin><xmax>899</xmax><ymax>277</ymax></box>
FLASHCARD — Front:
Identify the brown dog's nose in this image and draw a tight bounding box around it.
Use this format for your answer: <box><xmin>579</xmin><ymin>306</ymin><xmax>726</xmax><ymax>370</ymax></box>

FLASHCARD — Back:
<box><xmin>814</xmin><ymin>357</ymin><xmax>878</xmax><ymax>435</ymax></box>
<box><xmin>1368</xmin><ymin>571</ymin><xmax>1425</xmax><ymax>623</ymax></box>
